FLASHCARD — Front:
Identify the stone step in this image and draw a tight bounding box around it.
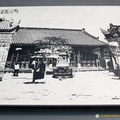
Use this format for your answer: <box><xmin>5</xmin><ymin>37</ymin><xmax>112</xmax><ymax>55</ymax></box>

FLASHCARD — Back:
<box><xmin>72</xmin><ymin>67</ymin><xmax>106</xmax><ymax>72</ymax></box>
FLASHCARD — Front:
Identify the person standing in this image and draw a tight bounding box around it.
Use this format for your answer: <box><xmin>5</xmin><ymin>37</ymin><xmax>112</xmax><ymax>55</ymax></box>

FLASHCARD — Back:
<box><xmin>32</xmin><ymin>59</ymin><xmax>37</xmax><ymax>83</ymax></box>
<box><xmin>32</xmin><ymin>59</ymin><xmax>46</xmax><ymax>83</ymax></box>
<box><xmin>13</xmin><ymin>63</ymin><xmax>20</xmax><ymax>76</ymax></box>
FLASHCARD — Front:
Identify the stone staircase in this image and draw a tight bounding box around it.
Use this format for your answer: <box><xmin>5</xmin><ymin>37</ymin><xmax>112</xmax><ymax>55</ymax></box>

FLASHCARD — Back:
<box><xmin>72</xmin><ymin>67</ymin><xmax>106</xmax><ymax>72</ymax></box>
<box><xmin>3</xmin><ymin>66</ymin><xmax>106</xmax><ymax>73</ymax></box>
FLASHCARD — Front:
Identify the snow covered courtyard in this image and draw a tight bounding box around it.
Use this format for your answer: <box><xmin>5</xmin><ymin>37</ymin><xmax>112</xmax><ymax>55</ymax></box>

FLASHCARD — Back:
<box><xmin>0</xmin><ymin>71</ymin><xmax>120</xmax><ymax>106</ymax></box>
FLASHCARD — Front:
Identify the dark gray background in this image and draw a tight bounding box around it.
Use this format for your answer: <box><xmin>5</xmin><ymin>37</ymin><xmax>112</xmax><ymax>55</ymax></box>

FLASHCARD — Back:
<box><xmin>0</xmin><ymin>0</ymin><xmax>120</xmax><ymax>6</ymax></box>
<box><xmin>1</xmin><ymin>106</ymin><xmax>120</xmax><ymax>120</ymax></box>
<box><xmin>0</xmin><ymin>0</ymin><xmax>120</xmax><ymax>120</ymax></box>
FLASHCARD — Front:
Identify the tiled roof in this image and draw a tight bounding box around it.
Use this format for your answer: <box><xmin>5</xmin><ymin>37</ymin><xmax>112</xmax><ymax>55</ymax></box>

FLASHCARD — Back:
<box><xmin>12</xmin><ymin>30</ymin><xmax>33</xmax><ymax>44</ymax></box>
<box><xmin>12</xmin><ymin>27</ymin><xmax>107</xmax><ymax>46</ymax></box>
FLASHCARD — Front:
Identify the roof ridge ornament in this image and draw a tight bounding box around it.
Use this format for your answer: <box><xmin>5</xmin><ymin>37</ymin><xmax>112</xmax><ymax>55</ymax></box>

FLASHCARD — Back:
<box><xmin>82</xmin><ymin>28</ymin><xmax>85</xmax><ymax>32</ymax></box>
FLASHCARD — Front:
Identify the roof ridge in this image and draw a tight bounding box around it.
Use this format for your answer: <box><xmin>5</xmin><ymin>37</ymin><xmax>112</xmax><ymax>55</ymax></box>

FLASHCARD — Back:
<box><xmin>83</xmin><ymin>31</ymin><xmax>108</xmax><ymax>45</ymax></box>
<box><xmin>20</xmin><ymin>27</ymin><xmax>83</xmax><ymax>32</ymax></box>
<box><xmin>83</xmin><ymin>31</ymin><xmax>98</xmax><ymax>39</ymax></box>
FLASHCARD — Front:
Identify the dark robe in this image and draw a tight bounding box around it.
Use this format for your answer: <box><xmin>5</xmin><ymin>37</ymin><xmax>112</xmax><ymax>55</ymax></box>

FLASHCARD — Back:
<box><xmin>33</xmin><ymin>62</ymin><xmax>46</xmax><ymax>82</ymax></box>
<box><xmin>39</xmin><ymin>62</ymin><xmax>46</xmax><ymax>79</ymax></box>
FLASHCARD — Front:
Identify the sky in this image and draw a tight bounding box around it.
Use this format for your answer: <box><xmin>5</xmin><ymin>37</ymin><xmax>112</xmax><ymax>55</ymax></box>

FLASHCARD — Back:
<box><xmin>0</xmin><ymin>6</ymin><xmax>120</xmax><ymax>43</ymax></box>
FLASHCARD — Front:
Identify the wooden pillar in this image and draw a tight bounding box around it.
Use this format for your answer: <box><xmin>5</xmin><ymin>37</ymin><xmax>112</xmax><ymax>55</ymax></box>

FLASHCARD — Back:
<box><xmin>24</xmin><ymin>55</ymin><xmax>27</xmax><ymax>68</ymax></box>
<box><xmin>10</xmin><ymin>53</ymin><xmax>14</xmax><ymax>68</ymax></box>
<box><xmin>77</xmin><ymin>49</ymin><xmax>80</xmax><ymax>63</ymax></box>
<box><xmin>85</xmin><ymin>55</ymin><xmax>86</xmax><ymax>61</ymax></box>
<box><xmin>77</xmin><ymin>49</ymin><xmax>81</xmax><ymax>68</ymax></box>
<box><xmin>98</xmin><ymin>47</ymin><xmax>101</xmax><ymax>67</ymax></box>
<box><xmin>77</xmin><ymin>49</ymin><xmax>81</xmax><ymax>65</ymax></box>
<box><xmin>73</xmin><ymin>50</ymin><xmax>76</xmax><ymax>66</ymax></box>
<box><xmin>16</xmin><ymin>52</ymin><xmax>19</xmax><ymax>63</ymax></box>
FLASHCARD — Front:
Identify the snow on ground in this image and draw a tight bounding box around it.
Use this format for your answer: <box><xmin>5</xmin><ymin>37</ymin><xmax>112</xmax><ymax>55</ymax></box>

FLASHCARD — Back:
<box><xmin>0</xmin><ymin>71</ymin><xmax>120</xmax><ymax>106</ymax></box>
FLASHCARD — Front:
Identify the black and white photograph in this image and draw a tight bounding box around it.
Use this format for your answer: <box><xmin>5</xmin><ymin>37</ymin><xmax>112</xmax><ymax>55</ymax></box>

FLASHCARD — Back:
<box><xmin>0</xmin><ymin>6</ymin><xmax>120</xmax><ymax>105</ymax></box>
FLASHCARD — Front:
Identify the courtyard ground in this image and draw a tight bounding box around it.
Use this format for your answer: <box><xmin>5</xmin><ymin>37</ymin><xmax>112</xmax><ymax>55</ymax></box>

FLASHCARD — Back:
<box><xmin>0</xmin><ymin>70</ymin><xmax>120</xmax><ymax>106</ymax></box>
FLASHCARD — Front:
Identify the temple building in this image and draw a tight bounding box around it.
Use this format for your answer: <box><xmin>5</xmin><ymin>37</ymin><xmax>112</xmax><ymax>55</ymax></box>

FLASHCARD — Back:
<box><xmin>0</xmin><ymin>18</ymin><xmax>108</xmax><ymax>70</ymax></box>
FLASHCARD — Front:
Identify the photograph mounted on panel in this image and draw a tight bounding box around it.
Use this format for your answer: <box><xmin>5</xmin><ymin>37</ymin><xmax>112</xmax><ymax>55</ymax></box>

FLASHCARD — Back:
<box><xmin>0</xmin><ymin>6</ymin><xmax>120</xmax><ymax>105</ymax></box>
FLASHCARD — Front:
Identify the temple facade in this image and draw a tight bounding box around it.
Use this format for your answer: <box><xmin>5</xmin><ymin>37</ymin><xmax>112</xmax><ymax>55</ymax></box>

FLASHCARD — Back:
<box><xmin>0</xmin><ymin>18</ymin><xmax>109</xmax><ymax>70</ymax></box>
